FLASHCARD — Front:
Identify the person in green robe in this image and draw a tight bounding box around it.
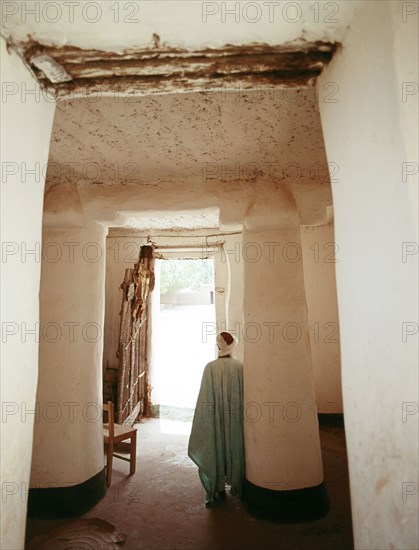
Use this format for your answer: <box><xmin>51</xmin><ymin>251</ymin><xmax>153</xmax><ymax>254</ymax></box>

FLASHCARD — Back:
<box><xmin>188</xmin><ymin>331</ymin><xmax>245</xmax><ymax>506</ymax></box>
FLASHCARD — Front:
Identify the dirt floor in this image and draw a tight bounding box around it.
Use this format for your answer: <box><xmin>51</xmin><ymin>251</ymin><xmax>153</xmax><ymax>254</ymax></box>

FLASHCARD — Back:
<box><xmin>26</xmin><ymin>418</ymin><xmax>353</xmax><ymax>550</ymax></box>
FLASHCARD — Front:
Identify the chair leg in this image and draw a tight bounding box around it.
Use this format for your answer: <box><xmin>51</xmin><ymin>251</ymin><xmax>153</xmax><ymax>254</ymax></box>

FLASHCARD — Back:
<box><xmin>130</xmin><ymin>431</ymin><xmax>137</xmax><ymax>475</ymax></box>
<box><xmin>107</xmin><ymin>442</ymin><xmax>113</xmax><ymax>487</ymax></box>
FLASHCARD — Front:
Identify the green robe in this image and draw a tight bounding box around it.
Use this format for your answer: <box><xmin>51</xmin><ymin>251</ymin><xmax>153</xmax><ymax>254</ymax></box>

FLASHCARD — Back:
<box><xmin>188</xmin><ymin>356</ymin><xmax>245</xmax><ymax>502</ymax></box>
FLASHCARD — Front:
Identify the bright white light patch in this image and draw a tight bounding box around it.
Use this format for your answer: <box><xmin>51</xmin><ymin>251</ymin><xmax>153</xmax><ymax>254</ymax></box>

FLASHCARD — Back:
<box><xmin>159</xmin><ymin>419</ymin><xmax>192</xmax><ymax>435</ymax></box>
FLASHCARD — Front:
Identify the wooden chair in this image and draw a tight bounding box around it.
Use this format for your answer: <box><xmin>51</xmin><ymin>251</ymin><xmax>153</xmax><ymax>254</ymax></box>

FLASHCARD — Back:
<box><xmin>103</xmin><ymin>401</ymin><xmax>137</xmax><ymax>487</ymax></box>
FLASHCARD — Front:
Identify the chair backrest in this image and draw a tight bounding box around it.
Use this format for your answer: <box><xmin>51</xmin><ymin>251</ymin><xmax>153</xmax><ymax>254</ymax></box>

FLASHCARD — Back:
<box><xmin>103</xmin><ymin>401</ymin><xmax>115</xmax><ymax>438</ymax></box>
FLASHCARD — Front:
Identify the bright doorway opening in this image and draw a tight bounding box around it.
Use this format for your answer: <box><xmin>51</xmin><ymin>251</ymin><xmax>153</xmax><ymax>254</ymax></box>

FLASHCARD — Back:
<box><xmin>150</xmin><ymin>258</ymin><xmax>216</xmax><ymax>414</ymax></box>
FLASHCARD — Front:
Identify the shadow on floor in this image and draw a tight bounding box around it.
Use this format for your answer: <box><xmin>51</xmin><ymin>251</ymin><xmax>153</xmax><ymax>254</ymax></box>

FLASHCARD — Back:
<box><xmin>26</xmin><ymin>419</ymin><xmax>353</xmax><ymax>550</ymax></box>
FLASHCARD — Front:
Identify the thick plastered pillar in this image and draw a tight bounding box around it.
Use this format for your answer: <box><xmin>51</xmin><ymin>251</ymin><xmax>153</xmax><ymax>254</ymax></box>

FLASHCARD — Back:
<box><xmin>0</xmin><ymin>39</ymin><xmax>56</xmax><ymax>549</ymax></box>
<box><xmin>318</xmin><ymin>2</ymin><xmax>418</xmax><ymax>548</ymax></box>
<box><xmin>242</xmin><ymin>195</ymin><xmax>327</xmax><ymax>520</ymax></box>
<box><xmin>29</xmin><ymin>224</ymin><xmax>107</xmax><ymax>514</ymax></box>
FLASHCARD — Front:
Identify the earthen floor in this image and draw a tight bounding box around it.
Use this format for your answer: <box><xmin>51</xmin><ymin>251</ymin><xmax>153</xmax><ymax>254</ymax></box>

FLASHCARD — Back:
<box><xmin>26</xmin><ymin>418</ymin><xmax>353</xmax><ymax>550</ymax></box>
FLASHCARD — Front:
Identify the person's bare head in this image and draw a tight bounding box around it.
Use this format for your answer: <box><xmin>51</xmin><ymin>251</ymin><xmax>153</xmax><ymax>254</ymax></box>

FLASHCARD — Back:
<box><xmin>219</xmin><ymin>331</ymin><xmax>234</xmax><ymax>346</ymax></box>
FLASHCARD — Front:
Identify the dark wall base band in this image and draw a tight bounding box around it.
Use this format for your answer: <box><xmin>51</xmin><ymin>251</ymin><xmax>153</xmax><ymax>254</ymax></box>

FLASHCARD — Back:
<box><xmin>318</xmin><ymin>413</ymin><xmax>344</xmax><ymax>427</ymax></box>
<box><xmin>243</xmin><ymin>478</ymin><xmax>329</xmax><ymax>522</ymax></box>
<box><xmin>27</xmin><ymin>468</ymin><xmax>106</xmax><ymax>518</ymax></box>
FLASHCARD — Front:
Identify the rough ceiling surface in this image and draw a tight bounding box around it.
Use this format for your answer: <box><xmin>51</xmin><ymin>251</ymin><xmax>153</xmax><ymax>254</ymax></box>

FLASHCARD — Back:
<box><xmin>44</xmin><ymin>87</ymin><xmax>332</xmax><ymax>229</ymax></box>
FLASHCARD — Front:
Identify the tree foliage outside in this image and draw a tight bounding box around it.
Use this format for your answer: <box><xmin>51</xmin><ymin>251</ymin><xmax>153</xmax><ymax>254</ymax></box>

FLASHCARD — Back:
<box><xmin>160</xmin><ymin>259</ymin><xmax>214</xmax><ymax>295</ymax></box>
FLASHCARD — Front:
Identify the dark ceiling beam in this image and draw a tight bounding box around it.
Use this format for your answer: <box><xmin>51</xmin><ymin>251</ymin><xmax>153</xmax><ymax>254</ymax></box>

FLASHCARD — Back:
<box><xmin>10</xmin><ymin>39</ymin><xmax>339</xmax><ymax>98</ymax></box>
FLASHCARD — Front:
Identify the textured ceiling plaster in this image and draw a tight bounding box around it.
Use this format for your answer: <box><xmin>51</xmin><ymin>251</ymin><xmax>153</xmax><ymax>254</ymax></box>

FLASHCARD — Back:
<box><xmin>47</xmin><ymin>89</ymin><xmax>326</xmax><ymax>184</ymax></box>
<box><xmin>45</xmin><ymin>87</ymin><xmax>332</xmax><ymax>228</ymax></box>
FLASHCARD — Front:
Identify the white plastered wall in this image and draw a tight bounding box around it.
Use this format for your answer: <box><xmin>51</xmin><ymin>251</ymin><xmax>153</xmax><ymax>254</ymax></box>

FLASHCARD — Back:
<box><xmin>0</xmin><ymin>38</ymin><xmax>56</xmax><ymax>550</ymax></box>
<box><xmin>318</xmin><ymin>2</ymin><xmax>418</xmax><ymax>548</ymax></box>
<box><xmin>300</xmin><ymin>223</ymin><xmax>342</xmax><ymax>413</ymax></box>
